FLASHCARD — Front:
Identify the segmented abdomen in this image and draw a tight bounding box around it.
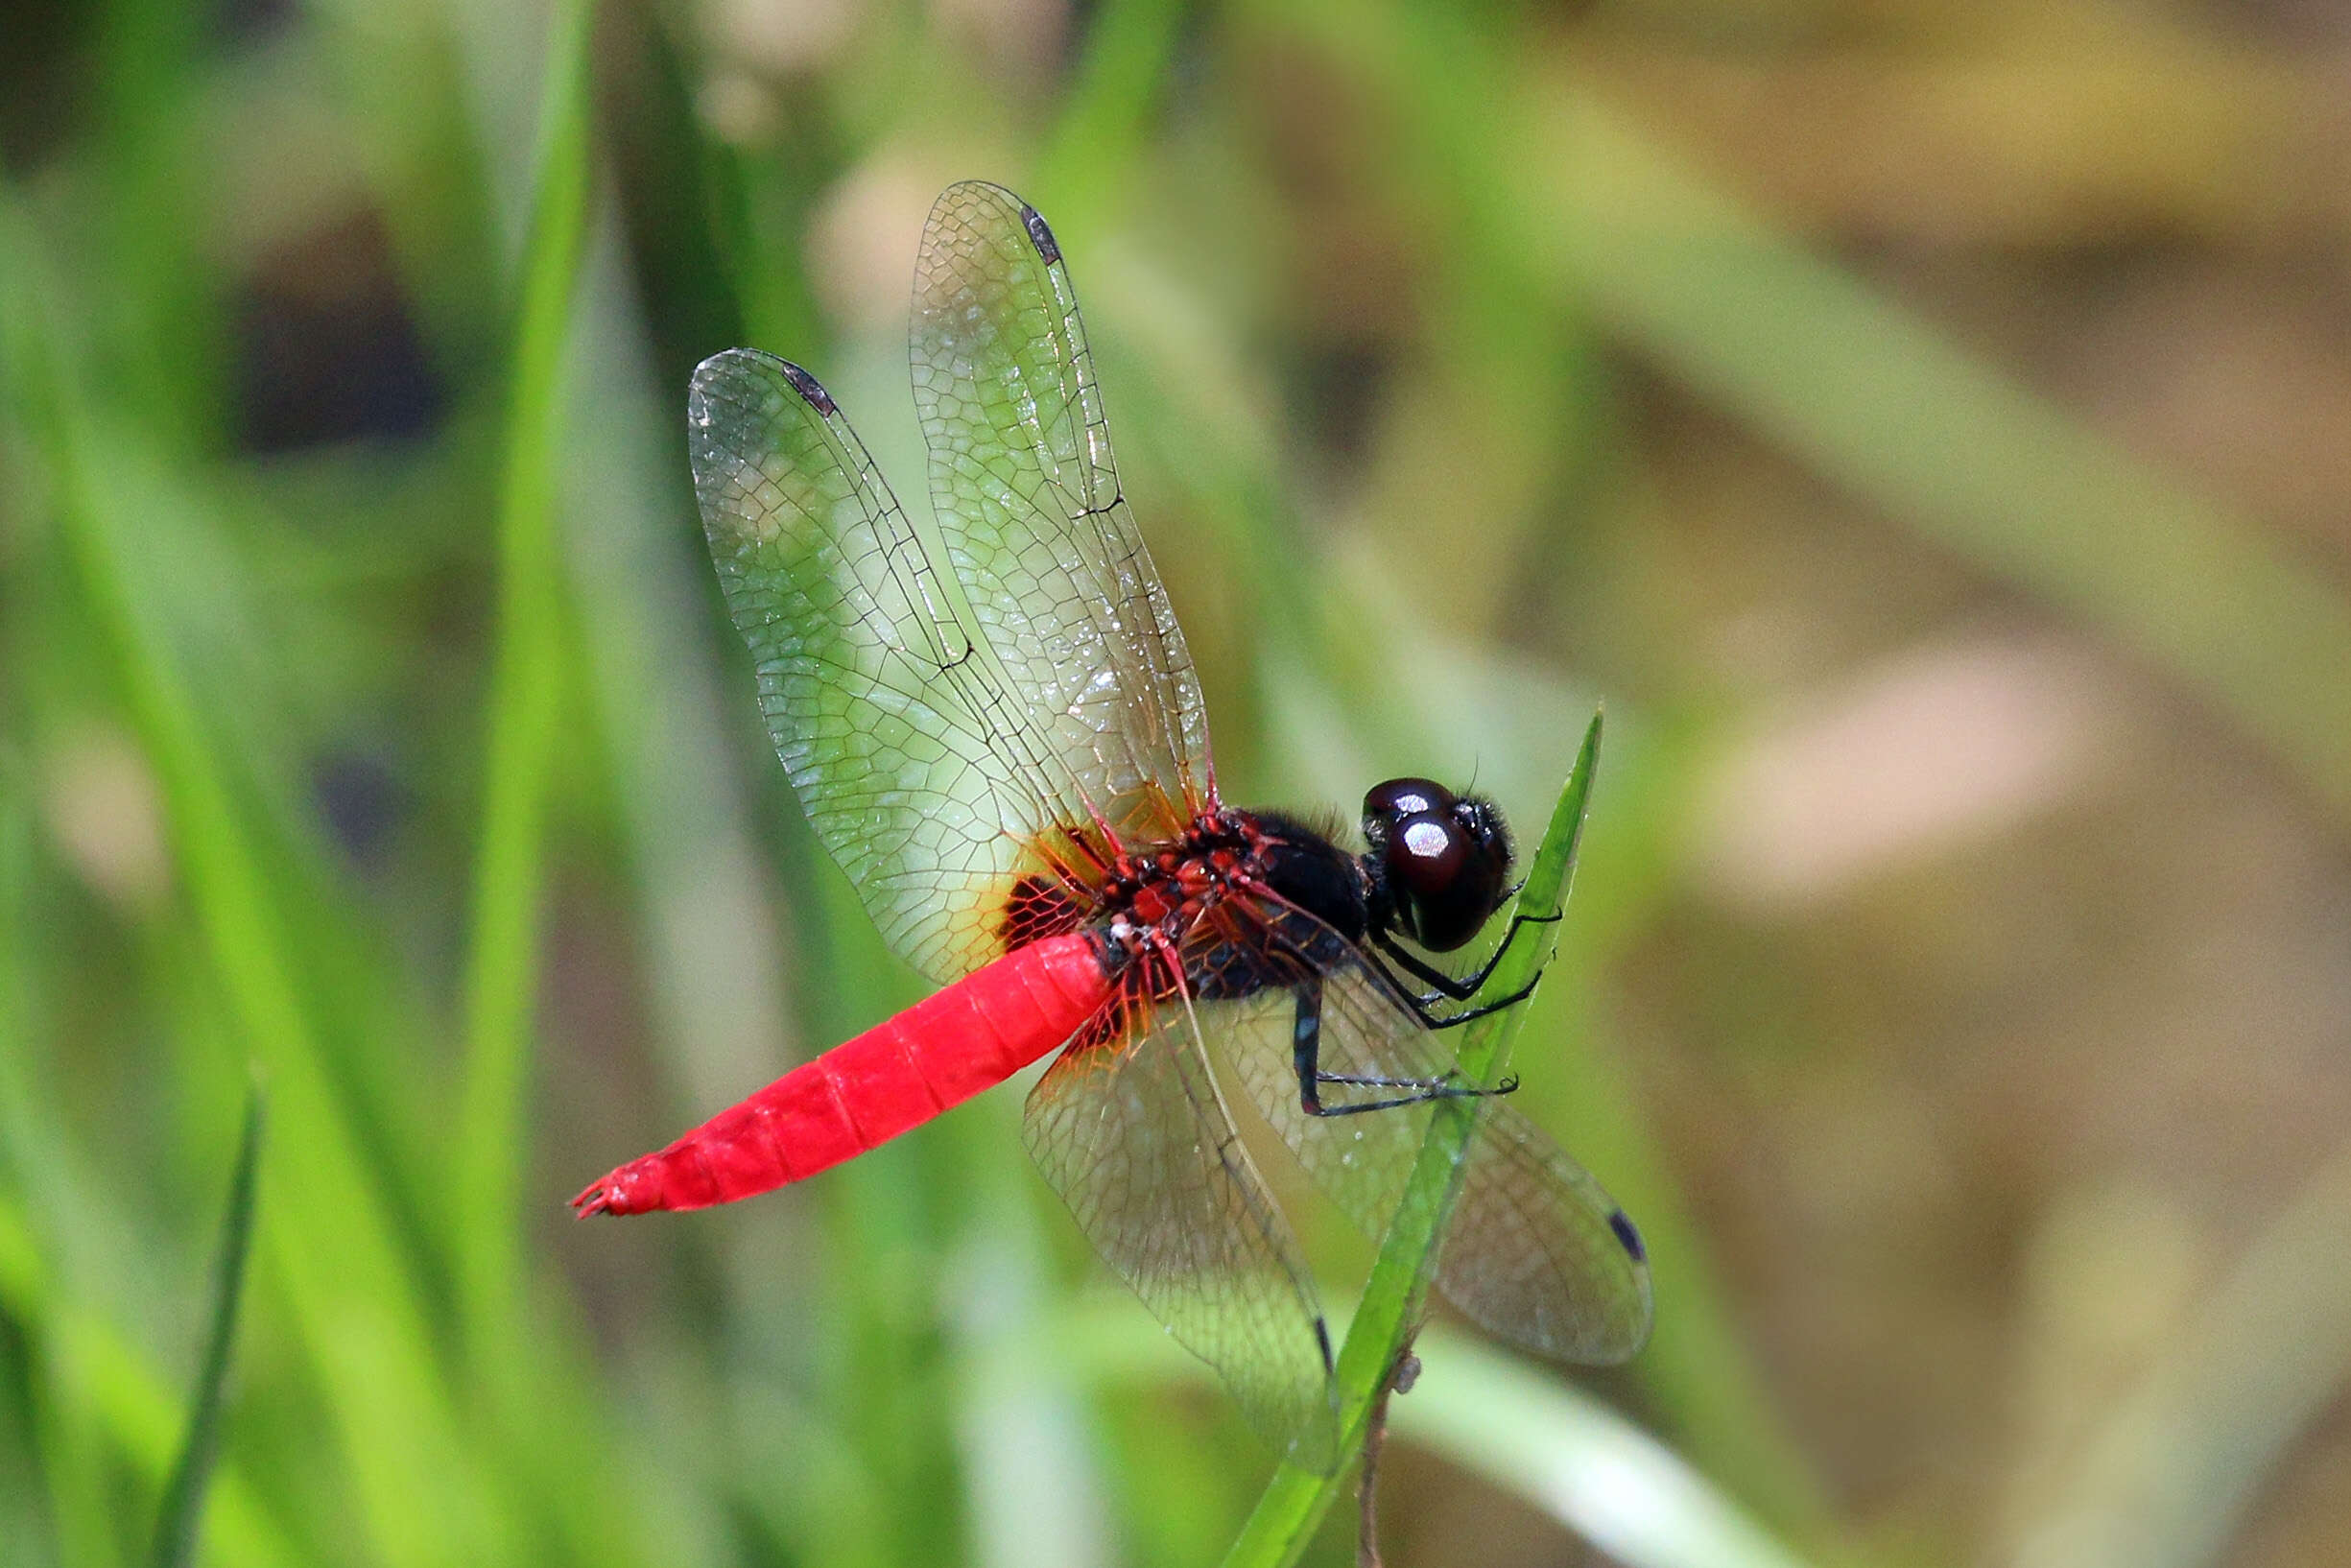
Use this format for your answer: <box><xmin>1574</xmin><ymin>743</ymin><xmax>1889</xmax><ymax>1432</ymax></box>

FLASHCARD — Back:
<box><xmin>575</xmin><ymin>931</ymin><xmax>1116</xmax><ymax>1215</ymax></box>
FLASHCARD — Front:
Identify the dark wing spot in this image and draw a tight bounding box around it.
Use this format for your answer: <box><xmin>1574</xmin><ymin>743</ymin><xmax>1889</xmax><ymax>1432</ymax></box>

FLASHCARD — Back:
<box><xmin>1608</xmin><ymin>1209</ymin><xmax>1646</xmax><ymax>1264</ymax></box>
<box><xmin>778</xmin><ymin>360</ymin><xmax>838</xmax><ymax>416</ymax></box>
<box><xmin>1313</xmin><ymin>1315</ymin><xmax>1334</xmax><ymax>1374</ymax></box>
<box><xmin>1021</xmin><ymin>203</ymin><xmax>1061</xmax><ymax>265</ymax></box>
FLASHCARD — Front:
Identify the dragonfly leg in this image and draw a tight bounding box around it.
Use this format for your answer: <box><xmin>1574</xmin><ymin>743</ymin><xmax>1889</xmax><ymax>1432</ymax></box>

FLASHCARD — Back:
<box><xmin>1362</xmin><ymin>949</ymin><xmax>1540</xmax><ymax>1032</ymax></box>
<box><xmin>1293</xmin><ymin>979</ymin><xmax>1519</xmax><ymax>1118</ymax></box>
<box><xmin>1372</xmin><ymin>909</ymin><xmax>1562</xmax><ymax>1003</ymax></box>
<box><xmin>1387</xmin><ymin>976</ymin><xmax>1538</xmax><ymax>1032</ymax></box>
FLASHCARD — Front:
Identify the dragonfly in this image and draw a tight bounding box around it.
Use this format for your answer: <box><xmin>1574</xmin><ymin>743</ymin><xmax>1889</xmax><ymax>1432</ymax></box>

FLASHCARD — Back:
<box><xmin>573</xmin><ymin>180</ymin><xmax>1650</xmax><ymax>1471</ymax></box>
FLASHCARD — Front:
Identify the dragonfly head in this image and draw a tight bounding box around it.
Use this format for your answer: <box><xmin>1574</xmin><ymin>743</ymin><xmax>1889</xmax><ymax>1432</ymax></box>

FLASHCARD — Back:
<box><xmin>1360</xmin><ymin>778</ymin><xmax>1513</xmax><ymax>952</ymax></box>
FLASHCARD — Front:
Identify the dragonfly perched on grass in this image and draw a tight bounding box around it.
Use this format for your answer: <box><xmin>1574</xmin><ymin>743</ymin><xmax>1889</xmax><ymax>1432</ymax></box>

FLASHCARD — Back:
<box><xmin>574</xmin><ymin>180</ymin><xmax>1650</xmax><ymax>1471</ymax></box>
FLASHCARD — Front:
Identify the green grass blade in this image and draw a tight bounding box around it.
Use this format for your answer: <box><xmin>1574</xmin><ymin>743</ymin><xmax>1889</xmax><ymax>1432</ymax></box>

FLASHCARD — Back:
<box><xmin>148</xmin><ymin>1085</ymin><xmax>264</xmax><ymax>1568</ymax></box>
<box><xmin>2006</xmin><ymin>1140</ymin><xmax>2351</xmax><ymax>1568</ymax></box>
<box><xmin>0</xmin><ymin>179</ymin><xmax>499</xmax><ymax>1568</ymax></box>
<box><xmin>1396</xmin><ymin>1331</ymin><xmax>1823</xmax><ymax>1568</ymax></box>
<box><xmin>1220</xmin><ymin>710</ymin><xmax>1605</xmax><ymax>1568</ymax></box>
<box><xmin>451</xmin><ymin>0</ymin><xmax>598</xmax><ymax>1373</ymax></box>
<box><xmin>0</xmin><ymin>1195</ymin><xmax>303</xmax><ymax>1568</ymax></box>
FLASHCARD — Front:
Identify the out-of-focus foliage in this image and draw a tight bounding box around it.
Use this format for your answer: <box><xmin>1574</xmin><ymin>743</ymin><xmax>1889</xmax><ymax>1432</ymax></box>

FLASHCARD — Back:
<box><xmin>5</xmin><ymin>1</ymin><xmax>2351</xmax><ymax>1565</ymax></box>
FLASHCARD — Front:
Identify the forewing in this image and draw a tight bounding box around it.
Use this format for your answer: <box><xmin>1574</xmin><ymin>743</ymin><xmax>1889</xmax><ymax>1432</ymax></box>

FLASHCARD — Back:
<box><xmin>691</xmin><ymin>348</ymin><xmax>1085</xmax><ymax>983</ymax></box>
<box><xmin>1220</xmin><ymin>944</ymin><xmax>1652</xmax><ymax>1365</ymax></box>
<box><xmin>912</xmin><ymin>181</ymin><xmax>1211</xmax><ymax>829</ymax></box>
<box><xmin>1025</xmin><ymin>1005</ymin><xmax>1339</xmax><ymax>1471</ymax></box>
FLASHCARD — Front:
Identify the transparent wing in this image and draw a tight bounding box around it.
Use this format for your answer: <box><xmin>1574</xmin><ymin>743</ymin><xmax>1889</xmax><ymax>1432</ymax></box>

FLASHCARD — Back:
<box><xmin>1025</xmin><ymin>1004</ymin><xmax>1339</xmax><ymax>1471</ymax></box>
<box><xmin>1216</xmin><ymin>932</ymin><xmax>1653</xmax><ymax>1365</ymax></box>
<box><xmin>691</xmin><ymin>348</ymin><xmax>1096</xmax><ymax>983</ymax></box>
<box><xmin>912</xmin><ymin>180</ymin><xmax>1213</xmax><ymax>831</ymax></box>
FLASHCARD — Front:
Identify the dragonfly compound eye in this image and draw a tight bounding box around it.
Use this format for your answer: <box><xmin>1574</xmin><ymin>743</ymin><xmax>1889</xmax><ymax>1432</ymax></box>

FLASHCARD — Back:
<box><xmin>1362</xmin><ymin>780</ymin><xmax>1512</xmax><ymax>952</ymax></box>
<box><xmin>1361</xmin><ymin>776</ymin><xmax>1448</xmax><ymax>828</ymax></box>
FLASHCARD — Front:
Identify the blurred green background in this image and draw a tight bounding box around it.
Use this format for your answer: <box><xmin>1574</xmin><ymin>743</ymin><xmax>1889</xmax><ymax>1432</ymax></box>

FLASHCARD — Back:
<box><xmin>8</xmin><ymin>0</ymin><xmax>2351</xmax><ymax>1564</ymax></box>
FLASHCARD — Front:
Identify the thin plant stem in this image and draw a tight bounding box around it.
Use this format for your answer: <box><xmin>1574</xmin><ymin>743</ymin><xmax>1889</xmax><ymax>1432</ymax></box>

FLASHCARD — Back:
<box><xmin>451</xmin><ymin>0</ymin><xmax>599</xmax><ymax>1380</ymax></box>
<box><xmin>1221</xmin><ymin>711</ymin><xmax>1606</xmax><ymax>1568</ymax></box>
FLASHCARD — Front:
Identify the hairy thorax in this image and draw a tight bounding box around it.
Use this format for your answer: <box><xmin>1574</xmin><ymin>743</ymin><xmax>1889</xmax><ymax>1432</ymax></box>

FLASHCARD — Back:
<box><xmin>997</xmin><ymin>806</ymin><xmax>1369</xmax><ymax>1022</ymax></box>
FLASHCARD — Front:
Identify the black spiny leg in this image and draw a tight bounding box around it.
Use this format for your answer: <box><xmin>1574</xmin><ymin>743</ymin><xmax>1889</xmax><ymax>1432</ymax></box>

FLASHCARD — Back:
<box><xmin>1373</xmin><ymin>908</ymin><xmax>1562</xmax><ymax>1001</ymax></box>
<box><xmin>1367</xmin><ymin>910</ymin><xmax>1564</xmax><ymax>1029</ymax></box>
<box><xmin>1293</xmin><ymin>977</ymin><xmax>1518</xmax><ymax>1117</ymax></box>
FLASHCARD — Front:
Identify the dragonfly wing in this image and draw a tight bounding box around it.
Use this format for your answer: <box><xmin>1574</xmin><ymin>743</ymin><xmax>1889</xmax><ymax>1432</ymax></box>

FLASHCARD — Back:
<box><xmin>1218</xmin><ymin>938</ymin><xmax>1653</xmax><ymax>1365</ymax></box>
<box><xmin>912</xmin><ymin>181</ymin><xmax>1212</xmax><ymax>831</ymax></box>
<box><xmin>692</xmin><ymin>349</ymin><xmax>1086</xmax><ymax>984</ymax></box>
<box><xmin>1025</xmin><ymin>1004</ymin><xmax>1340</xmax><ymax>1471</ymax></box>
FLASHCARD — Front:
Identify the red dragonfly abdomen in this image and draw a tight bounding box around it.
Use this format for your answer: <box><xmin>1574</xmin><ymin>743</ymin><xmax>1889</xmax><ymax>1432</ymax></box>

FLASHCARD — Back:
<box><xmin>573</xmin><ymin>931</ymin><xmax>1115</xmax><ymax>1216</ymax></box>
